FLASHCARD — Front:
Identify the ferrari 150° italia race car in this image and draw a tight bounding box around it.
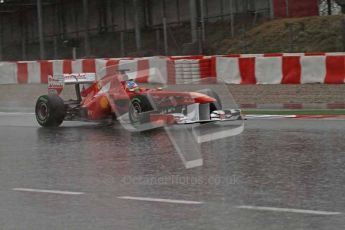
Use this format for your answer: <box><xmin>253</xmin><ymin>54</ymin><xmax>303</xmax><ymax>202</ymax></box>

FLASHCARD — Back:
<box><xmin>35</xmin><ymin>69</ymin><xmax>242</xmax><ymax>130</ymax></box>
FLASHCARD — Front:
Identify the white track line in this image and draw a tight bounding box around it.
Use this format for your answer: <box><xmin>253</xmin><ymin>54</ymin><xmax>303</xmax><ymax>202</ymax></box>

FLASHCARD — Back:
<box><xmin>117</xmin><ymin>196</ymin><xmax>203</xmax><ymax>205</ymax></box>
<box><xmin>13</xmin><ymin>188</ymin><xmax>84</xmax><ymax>195</ymax></box>
<box><xmin>236</xmin><ymin>205</ymin><xmax>341</xmax><ymax>216</ymax></box>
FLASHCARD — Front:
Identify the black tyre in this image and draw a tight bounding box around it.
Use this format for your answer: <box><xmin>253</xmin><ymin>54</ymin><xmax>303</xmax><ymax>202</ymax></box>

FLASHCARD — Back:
<box><xmin>129</xmin><ymin>95</ymin><xmax>153</xmax><ymax>126</ymax></box>
<box><xmin>197</xmin><ymin>89</ymin><xmax>222</xmax><ymax>112</ymax></box>
<box><xmin>35</xmin><ymin>95</ymin><xmax>66</xmax><ymax>127</ymax></box>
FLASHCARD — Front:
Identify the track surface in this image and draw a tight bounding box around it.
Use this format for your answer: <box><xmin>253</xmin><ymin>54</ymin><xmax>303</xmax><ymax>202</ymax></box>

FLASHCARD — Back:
<box><xmin>0</xmin><ymin>113</ymin><xmax>345</xmax><ymax>230</ymax></box>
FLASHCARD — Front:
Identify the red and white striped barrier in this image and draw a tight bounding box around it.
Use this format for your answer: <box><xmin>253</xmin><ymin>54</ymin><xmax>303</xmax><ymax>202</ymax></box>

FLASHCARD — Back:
<box><xmin>0</xmin><ymin>53</ymin><xmax>344</xmax><ymax>85</ymax></box>
<box><xmin>0</xmin><ymin>59</ymin><xmax>112</xmax><ymax>84</ymax></box>
<box><xmin>216</xmin><ymin>55</ymin><xmax>345</xmax><ymax>84</ymax></box>
<box><xmin>0</xmin><ymin>57</ymin><xmax>170</xmax><ymax>85</ymax></box>
<box><xmin>221</xmin><ymin>52</ymin><xmax>345</xmax><ymax>58</ymax></box>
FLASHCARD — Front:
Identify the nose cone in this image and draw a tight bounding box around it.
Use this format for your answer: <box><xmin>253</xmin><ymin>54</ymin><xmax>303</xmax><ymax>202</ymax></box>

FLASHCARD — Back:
<box><xmin>189</xmin><ymin>92</ymin><xmax>216</xmax><ymax>104</ymax></box>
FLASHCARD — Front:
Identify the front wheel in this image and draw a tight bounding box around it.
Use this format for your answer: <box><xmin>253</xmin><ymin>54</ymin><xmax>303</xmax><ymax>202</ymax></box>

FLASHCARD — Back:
<box><xmin>35</xmin><ymin>95</ymin><xmax>66</xmax><ymax>127</ymax></box>
<box><xmin>128</xmin><ymin>95</ymin><xmax>153</xmax><ymax>126</ymax></box>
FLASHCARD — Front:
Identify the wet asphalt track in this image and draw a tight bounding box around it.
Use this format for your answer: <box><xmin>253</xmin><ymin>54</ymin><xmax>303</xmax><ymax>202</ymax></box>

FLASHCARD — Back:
<box><xmin>0</xmin><ymin>113</ymin><xmax>345</xmax><ymax>230</ymax></box>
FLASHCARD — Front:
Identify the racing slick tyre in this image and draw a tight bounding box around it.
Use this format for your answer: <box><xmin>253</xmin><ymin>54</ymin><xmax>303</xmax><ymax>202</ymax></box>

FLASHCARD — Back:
<box><xmin>197</xmin><ymin>89</ymin><xmax>222</xmax><ymax>112</ymax></box>
<box><xmin>35</xmin><ymin>95</ymin><xmax>66</xmax><ymax>127</ymax></box>
<box><xmin>129</xmin><ymin>95</ymin><xmax>153</xmax><ymax>126</ymax></box>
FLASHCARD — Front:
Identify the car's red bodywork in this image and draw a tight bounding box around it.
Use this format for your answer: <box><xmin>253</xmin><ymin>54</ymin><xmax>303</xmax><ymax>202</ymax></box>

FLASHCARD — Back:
<box><xmin>77</xmin><ymin>72</ymin><xmax>216</xmax><ymax>122</ymax></box>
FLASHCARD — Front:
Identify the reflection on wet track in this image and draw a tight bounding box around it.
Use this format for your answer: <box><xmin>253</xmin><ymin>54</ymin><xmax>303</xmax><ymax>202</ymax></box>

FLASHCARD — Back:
<box><xmin>0</xmin><ymin>114</ymin><xmax>345</xmax><ymax>230</ymax></box>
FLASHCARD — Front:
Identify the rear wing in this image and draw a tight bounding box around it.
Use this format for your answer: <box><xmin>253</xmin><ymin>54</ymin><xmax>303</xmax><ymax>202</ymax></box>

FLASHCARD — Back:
<box><xmin>48</xmin><ymin>73</ymin><xmax>96</xmax><ymax>95</ymax></box>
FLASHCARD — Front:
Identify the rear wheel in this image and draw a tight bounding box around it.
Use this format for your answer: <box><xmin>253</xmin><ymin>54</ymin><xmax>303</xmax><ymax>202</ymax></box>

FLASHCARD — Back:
<box><xmin>35</xmin><ymin>95</ymin><xmax>66</xmax><ymax>127</ymax></box>
<box><xmin>129</xmin><ymin>95</ymin><xmax>153</xmax><ymax>126</ymax></box>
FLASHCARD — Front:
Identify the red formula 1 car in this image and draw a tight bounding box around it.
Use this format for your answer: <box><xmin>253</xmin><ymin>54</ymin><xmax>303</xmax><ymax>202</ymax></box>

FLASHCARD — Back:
<box><xmin>35</xmin><ymin>69</ymin><xmax>242</xmax><ymax>129</ymax></box>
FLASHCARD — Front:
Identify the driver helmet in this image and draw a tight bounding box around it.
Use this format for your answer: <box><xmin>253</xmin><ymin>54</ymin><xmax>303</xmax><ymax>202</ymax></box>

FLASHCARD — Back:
<box><xmin>126</xmin><ymin>79</ymin><xmax>139</xmax><ymax>91</ymax></box>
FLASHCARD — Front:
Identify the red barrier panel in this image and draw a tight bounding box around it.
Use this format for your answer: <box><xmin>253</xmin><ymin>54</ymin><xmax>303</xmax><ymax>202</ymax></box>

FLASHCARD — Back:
<box><xmin>82</xmin><ymin>59</ymin><xmax>96</xmax><ymax>73</ymax></box>
<box><xmin>239</xmin><ymin>58</ymin><xmax>256</xmax><ymax>84</ymax></box>
<box><xmin>105</xmin><ymin>59</ymin><xmax>120</xmax><ymax>75</ymax></box>
<box><xmin>39</xmin><ymin>61</ymin><xmax>53</xmax><ymax>84</ymax></box>
<box><xmin>282</xmin><ymin>56</ymin><xmax>301</xmax><ymax>84</ymax></box>
<box><xmin>17</xmin><ymin>63</ymin><xmax>28</xmax><ymax>84</ymax></box>
<box><xmin>63</xmin><ymin>60</ymin><xmax>72</xmax><ymax>74</ymax></box>
<box><xmin>325</xmin><ymin>56</ymin><xmax>345</xmax><ymax>84</ymax></box>
<box><xmin>136</xmin><ymin>59</ymin><xmax>150</xmax><ymax>83</ymax></box>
